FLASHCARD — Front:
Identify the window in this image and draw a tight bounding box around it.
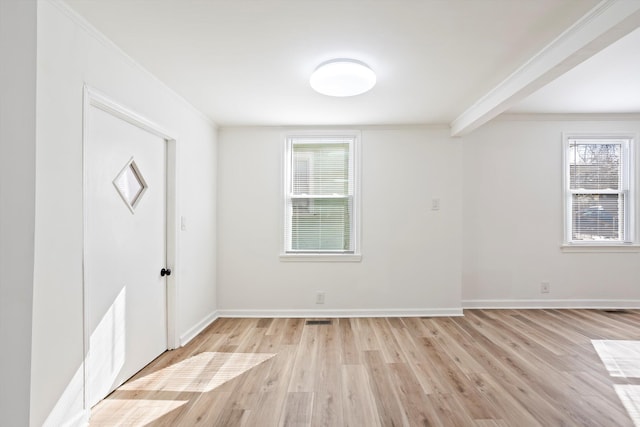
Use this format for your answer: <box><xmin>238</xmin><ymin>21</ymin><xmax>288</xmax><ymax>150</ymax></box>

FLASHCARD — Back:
<box><xmin>564</xmin><ymin>135</ymin><xmax>635</xmax><ymax>245</ymax></box>
<box><xmin>283</xmin><ymin>133</ymin><xmax>360</xmax><ymax>259</ymax></box>
<box><xmin>113</xmin><ymin>158</ymin><xmax>147</xmax><ymax>214</ymax></box>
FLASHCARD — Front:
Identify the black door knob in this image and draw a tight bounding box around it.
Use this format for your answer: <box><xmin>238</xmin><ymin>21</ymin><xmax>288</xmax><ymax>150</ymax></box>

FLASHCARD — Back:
<box><xmin>161</xmin><ymin>268</ymin><xmax>172</xmax><ymax>277</ymax></box>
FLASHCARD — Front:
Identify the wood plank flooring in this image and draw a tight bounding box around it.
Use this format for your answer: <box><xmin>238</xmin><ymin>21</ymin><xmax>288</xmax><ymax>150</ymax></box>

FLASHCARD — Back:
<box><xmin>89</xmin><ymin>309</ymin><xmax>640</xmax><ymax>426</ymax></box>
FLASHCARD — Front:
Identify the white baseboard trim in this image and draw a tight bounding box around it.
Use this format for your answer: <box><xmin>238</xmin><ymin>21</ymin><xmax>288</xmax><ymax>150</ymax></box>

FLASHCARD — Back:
<box><xmin>179</xmin><ymin>310</ymin><xmax>219</xmax><ymax>346</ymax></box>
<box><xmin>462</xmin><ymin>299</ymin><xmax>640</xmax><ymax>309</ymax></box>
<box><xmin>216</xmin><ymin>308</ymin><xmax>463</xmax><ymax>318</ymax></box>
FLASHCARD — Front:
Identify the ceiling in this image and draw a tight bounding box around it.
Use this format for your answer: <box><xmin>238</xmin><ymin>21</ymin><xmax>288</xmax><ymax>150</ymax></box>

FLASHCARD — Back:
<box><xmin>63</xmin><ymin>0</ymin><xmax>640</xmax><ymax>131</ymax></box>
<box><xmin>508</xmin><ymin>25</ymin><xmax>640</xmax><ymax>115</ymax></box>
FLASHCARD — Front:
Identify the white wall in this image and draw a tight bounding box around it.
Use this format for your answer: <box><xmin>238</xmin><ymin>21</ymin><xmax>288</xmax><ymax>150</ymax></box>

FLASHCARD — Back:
<box><xmin>30</xmin><ymin>2</ymin><xmax>217</xmax><ymax>425</ymax></box>
<box><xmin>218</xmin><ymin>120</ymin><xmax>640</xmax><ymax>315</ymax></box>
<box><xmin>217</xmin><ymin>127</ymin><xmax>462</xmax><ymax>316</ymax></box>
<box><xmin>0</xmin><ymin>1</ymin><xmax>36</xmax><ymax>425</ymax></box>
<box><xmin>461</xmin><ymin>117</ymin><xmax>640</xmax><ymax>307</ymax></box>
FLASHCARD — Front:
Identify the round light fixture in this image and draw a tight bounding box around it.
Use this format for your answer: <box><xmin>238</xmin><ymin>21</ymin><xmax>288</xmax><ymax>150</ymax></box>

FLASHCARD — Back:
<box><xmin>310</xmin><ymin>59</ymin><xmax>376</xmax><ymax>97</ymax></box>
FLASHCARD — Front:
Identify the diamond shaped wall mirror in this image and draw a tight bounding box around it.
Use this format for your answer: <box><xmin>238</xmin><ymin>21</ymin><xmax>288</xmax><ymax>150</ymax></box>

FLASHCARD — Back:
<box><xmin>113</xmin><ymin>158</ymin><xmax>147</xmax><ymax>213</ymax></box>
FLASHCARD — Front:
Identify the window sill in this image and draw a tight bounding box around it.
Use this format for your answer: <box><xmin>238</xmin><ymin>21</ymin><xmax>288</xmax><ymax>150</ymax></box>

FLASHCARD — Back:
<box><xmin>280</xmin><ymin>253</ymin><xmax>362</xmax><ymax>262</ymax></box>
<box><xmin>561</xmin><ymin>243</ymin><xmax>640</xmax><ymax>253</ymax></box>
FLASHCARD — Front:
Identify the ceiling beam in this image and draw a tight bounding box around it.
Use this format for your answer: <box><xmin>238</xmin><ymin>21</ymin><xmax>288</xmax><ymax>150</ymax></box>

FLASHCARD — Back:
<box><xmin>450</xmin><ymin>0</ymin><xmax>640</xmax><ymax>137</ymax></box>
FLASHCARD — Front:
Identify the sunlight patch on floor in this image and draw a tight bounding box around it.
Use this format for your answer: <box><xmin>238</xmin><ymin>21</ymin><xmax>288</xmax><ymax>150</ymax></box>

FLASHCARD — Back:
<box><xmin>616</xmin><ymin>385</ymin><xmax>640</xmax><ymax>427</ymax></box>
<box><xmin>592</xmin><ymin>340</ymin><xmax>640</xmax><ymax>378</ymax></box>
<box><xmin>593</xmin><ymin>340</ymin><xmax>640</xmax><ymax>426</ymax></box>
<box><xmin>119</xmin><ymin>351</ymin><xmax>275</xmax><ymax>393</ymax></box>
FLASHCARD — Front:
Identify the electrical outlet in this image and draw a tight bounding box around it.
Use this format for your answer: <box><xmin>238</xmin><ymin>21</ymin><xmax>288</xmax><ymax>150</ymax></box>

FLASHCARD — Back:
<box><xmin>431</xmin><ymin>198</ymin><xmax>440</xmax><ymax>211</ymax></box>
<box><xmin>541</xmin><ymin>282</ymin><xmax>550</xmax><ymax>294</ymax></box>
<box><xmin>316</xmin><ymin>291</ymin><xmax>325</xmax><ymax>304</ymax></box>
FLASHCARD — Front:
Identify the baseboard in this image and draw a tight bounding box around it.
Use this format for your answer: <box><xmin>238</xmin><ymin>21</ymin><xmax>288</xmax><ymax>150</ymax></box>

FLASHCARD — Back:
<box><xmin>216</xmin><ymin>308</ymin><xmax>463</xmax><ymax>318</ymax></box>
<box><xmin>462</xmin><ymin>299</ymin><xmax>640</xmax><ymax>309</ymax></box>
<box><xmin>179</xmin><ymin>310</ymin><xmax>219</xmax><ymax>346</ymax></box>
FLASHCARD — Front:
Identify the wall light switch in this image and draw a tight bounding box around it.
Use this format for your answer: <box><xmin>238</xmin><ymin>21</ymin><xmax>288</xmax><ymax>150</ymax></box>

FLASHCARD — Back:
<box><xmin>180</xmin><ymin>216</ymin><xmax>187</xmax><ymax>231</ymax></box>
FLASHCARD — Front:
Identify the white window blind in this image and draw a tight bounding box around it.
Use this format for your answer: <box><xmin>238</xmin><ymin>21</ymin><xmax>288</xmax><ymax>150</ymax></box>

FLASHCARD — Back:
<box><xmin>285</xmin><ymin>136</ymin><xmax>356</xmax><ymax>253</ymax></box>
<box><xmin>565</xmin><ymin>136</ymin><xmax>633</xmax><ymax>243</ymax></box>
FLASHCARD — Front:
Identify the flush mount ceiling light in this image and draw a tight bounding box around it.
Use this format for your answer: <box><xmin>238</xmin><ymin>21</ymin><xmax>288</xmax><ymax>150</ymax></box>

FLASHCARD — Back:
<box><xmin>310</xmin><ymin>59</ymin><xmax>376</xmax><ymax>97</ymax></box>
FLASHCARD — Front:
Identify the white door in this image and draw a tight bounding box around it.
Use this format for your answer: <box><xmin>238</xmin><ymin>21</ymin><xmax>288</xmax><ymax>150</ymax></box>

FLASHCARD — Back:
<box><xmin>85</xmin><ymin>104</ymin><xmax>168</xmax><ymax>408</ymax></box>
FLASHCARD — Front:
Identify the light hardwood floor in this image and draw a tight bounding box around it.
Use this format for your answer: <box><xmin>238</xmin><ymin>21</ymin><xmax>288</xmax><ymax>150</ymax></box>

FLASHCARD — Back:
<box><xmin>89</xmin><ymin>310</ymin><xmax>640</xmax><ymax>426</ymax></box>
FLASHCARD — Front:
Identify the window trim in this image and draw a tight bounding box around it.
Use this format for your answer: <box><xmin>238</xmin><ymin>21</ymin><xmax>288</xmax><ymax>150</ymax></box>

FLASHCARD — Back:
<box><xmin>562</xmin><ymin>132</ymin><xmax>637</xmax><ymax>248</ymax></box>
<box><xmin>281</xmin><ymin>131</ymin><xmax>362</xmax><ymax>262</ymax></box>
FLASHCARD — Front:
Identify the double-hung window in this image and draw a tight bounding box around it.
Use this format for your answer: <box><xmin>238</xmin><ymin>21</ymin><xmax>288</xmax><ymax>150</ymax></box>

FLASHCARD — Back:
<box><xmin>283</xmin><ymin>133</ymin><xmax>360</xmax><ymax>259</ymax></box>
<box><xmin>563</xmin><ymin>134</ymin><xmax>635</xmax><ymax>245</ymax></box>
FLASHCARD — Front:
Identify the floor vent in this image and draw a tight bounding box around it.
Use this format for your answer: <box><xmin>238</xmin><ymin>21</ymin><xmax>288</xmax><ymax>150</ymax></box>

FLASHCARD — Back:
<box><xmin>603</xmin><ymin>309</ymin><xmax>631</xmax><ymax>314</ymax></box>
<box><xmin>306</xmin><ymin>320</ymin><xmax>332</xmax><ymax>325</ymax></box>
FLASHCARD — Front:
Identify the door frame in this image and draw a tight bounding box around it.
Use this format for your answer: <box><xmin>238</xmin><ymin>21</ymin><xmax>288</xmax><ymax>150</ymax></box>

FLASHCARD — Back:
<box><xmin>81</xmin><ymin>85</ymin><xmax>179</xmax><ymax>409</ymax></box>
